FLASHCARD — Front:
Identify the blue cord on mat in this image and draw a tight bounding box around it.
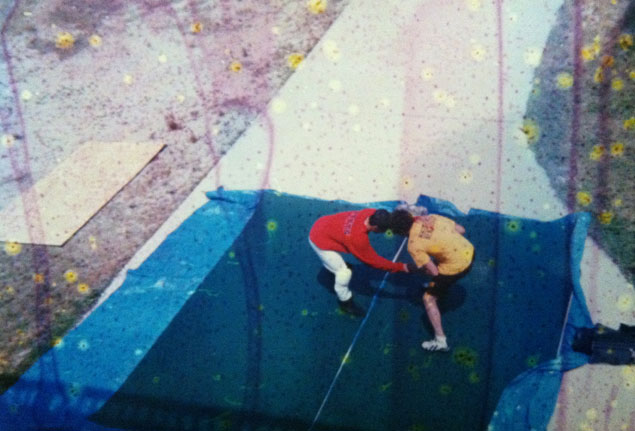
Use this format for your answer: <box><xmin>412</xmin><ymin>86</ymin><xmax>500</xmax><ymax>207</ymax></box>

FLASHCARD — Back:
<box><xmin>308</xmin><ymin>238</ymin><xmax>407</xmax><ymax>431</ymax></box>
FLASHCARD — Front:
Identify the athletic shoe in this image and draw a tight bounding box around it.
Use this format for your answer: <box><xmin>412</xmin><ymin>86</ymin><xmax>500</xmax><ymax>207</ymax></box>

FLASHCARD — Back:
<box><xmin>422</xmin><ymin>338</ymin><xmax>449</xmax><ymax>352</ymax></box>
<box><xmin>338</xmin><ymin>298</ymin><xmax>366</xmax><ymax>317</ymax></box>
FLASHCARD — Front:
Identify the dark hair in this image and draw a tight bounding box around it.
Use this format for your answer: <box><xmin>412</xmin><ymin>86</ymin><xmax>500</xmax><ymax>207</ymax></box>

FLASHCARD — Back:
<box><xmin>368</xmin><ymin>209</ymin><xmax>391</xmax><ymax>233</ymax></box>
<box><xmin>390</xmin><ymin>209</ymin><xmax>415</xmax><ymax>236</ymax></box>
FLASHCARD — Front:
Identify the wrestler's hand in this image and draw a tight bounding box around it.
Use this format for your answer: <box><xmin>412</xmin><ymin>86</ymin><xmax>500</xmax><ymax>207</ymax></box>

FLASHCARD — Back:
<box><xmin>406</xmin><ymin>263</ymin><xmax>420</xmax><ymax>273</ymax></box>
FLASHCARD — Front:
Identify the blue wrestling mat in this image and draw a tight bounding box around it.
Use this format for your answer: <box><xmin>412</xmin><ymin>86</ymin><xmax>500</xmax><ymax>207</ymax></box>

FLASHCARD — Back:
<box><xmin>0</xmin><ymin>190</ymin><xmax>591</xmax><ymax>431</ymax></box>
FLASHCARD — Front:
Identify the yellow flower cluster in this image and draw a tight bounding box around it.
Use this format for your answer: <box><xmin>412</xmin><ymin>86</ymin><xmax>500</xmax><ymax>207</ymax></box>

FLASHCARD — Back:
<box><xmin>3</xmin><ymin>242</ymin><xmax>21</xmax><ymax>256</ymax></box>
<box><xmin>594</xmin><ymin>67</ymin><xmax>604</xmax><ymax>83</ymax></box>
<box><xmin>597</xmin><ymin>211</ymin><xmax>614</xmax><ymax>225</ymax></box>
<box><xmin>521</xmin><ymin>119</ymin><xmax>540</xmax><ymax>143</ymax></box>
<box><xmin>191</xmin><ymin>22</ymin><xmax>203</xmax><ymax>33</ymax></box>
<box><xmin>266</xmin><ymin>219</ymin><xmax>278</xmax><ymax>232</ymax></box>
<box><xmin>580</xmin><ymin>36</ymin><xmax>601</xmax><ymax>61</ymax></box>
<box><xmin>307</xmin><ymin>0</ymin><xmax>327</xmax><ymax>14</ymax></box>
<box><xmin>624</xmin><ymin>117</ymin><xmax>635</xmax><ymax>130</ymax></box>
<box><xmin>229</xmin><ymin>61</ymin><xmax>242</xmax><ymax>72</ymax></box>
<box><xmin>618</xmin><ymin>33</ymin><xmax>633</xmax><ymax>50</ymax></box>
<box><xmin>612</xmin><ymin>78</ymin><xmax>624</xmax><ymax>91</ymax></box>
<box><xmin>77</xmin><ymin>283</ymin><xmax>90</xmax><ymax>294</ymax></box>
<box><xmin>576</xmin><ymin>191</ymin><xmax>592</xmax><ymax>206</ymax></box>
<box><xmin>556</xmin><ymin>72</ymin><xmax>573</xmax><ymax>89</ymax></box>
<box><xmin>89</xmin><ymin>35</ymin><xmax>102</xmax><ymax>48</ymax></box>
<box><xmin>287</xmin><ymin>53</ymin><xmax>304</xmax><ymax>69</ymax></box>
<box><xmin>610</xmin><ymin>142</ymin><xmax>624</xmax><ymax>157</ymax></box>
<box><xmin>589</xmin><ymin>145</ymin><xmax>605</xmax><ymax>161</ymax></box>
<box><xmin>56</xmin><ymin>32</ymin><xmax>75</xmax><ymax>49</ymax></box>
<box><xmin>64</xmin><ymin>270</ymin><xmax>78</xmax><ymax>283</ymax></box>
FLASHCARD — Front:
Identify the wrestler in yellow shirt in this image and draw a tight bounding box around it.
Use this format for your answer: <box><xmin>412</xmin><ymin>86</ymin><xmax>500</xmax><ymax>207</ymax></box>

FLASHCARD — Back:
<box><xmin>391</xmin><ymin>208</ymin><xmax>475</xmax><ymax>352</ymax></box>
<box><xmin>408</xmin><ymin>214</ymin><xmax>474</xmax><ymax>276</ymax></box>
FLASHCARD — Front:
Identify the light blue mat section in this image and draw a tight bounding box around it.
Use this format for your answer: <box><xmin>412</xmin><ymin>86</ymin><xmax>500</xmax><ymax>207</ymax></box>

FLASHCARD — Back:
<box><xmin>0</xmin><ymin>189</ymin><xmax>262</xmax><ymax>431</ymax></box>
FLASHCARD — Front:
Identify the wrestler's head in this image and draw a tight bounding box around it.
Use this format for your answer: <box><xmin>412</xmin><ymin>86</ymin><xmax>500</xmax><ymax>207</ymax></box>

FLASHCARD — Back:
<box><xmin>368</xmin><ymin>209</ymin><xmax>391</xmax><ymax>233</ymax></box>
<box><xmin>389</xmin><ymin>209</ymin><xmax>415</xmax><ymax>236</ymax></box>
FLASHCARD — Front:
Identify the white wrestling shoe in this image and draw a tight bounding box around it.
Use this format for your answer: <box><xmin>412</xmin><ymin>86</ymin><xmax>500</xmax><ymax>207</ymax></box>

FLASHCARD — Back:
<box><xmin>422</xmin><ymin>336</ymin><xmax>449</xmax><ymax>352</ymax></box>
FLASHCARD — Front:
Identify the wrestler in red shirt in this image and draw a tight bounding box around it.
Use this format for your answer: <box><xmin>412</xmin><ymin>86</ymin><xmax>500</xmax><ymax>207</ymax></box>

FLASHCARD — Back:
<box><xmin>309</xmin><ymin>208</ymin><xmax>413</xmax><ymax>316</ymax></box>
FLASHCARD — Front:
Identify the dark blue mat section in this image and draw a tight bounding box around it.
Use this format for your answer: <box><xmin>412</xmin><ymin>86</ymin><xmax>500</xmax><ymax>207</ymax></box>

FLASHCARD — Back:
<box><xmin>90</xmin><ymin>190</ymin><xmax>590</xmax><ymax>431</ymax></box>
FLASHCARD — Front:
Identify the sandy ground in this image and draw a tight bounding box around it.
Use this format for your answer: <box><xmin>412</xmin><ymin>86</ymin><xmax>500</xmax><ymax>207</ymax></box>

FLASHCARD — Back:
<box><xmin>0</xmin><ymin>0</ymin><xmax>349</xmax><ymax>390</ymax></box>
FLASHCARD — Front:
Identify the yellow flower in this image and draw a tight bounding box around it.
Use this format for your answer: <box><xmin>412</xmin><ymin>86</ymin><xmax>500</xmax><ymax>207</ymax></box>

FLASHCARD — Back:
<box><xmin>613</xmin><ymin>198</ymin><xmax>622</xmax><ymax>207</ymax></box>
<box><xmin>556</xmin><ymin>72</ymin><xmax>573</xmax><ymax>89</ymax></box>
<box><xmin>3</xmin><ymin>242</ymin><xmax>21</xmax><ymax>256</ymax></box>
<box><xmin>576</xmin><ymin>191</ymin><xmax>592</xmax><ymax>206</ymax></box>
<box><xmin>581</xmin><ymin>45</ymin><xmax>596</xmax><ymax>61</ymax></box>
<box><xmin>521</xmin><ymin>119</ymin><xmax>540</xmax><ymax>143</ymax></box>
<box><xmin>597</xmin><ymin>211</ymin><xmax>614</xmax><ymax>224</ymax></box>
<box><xmin>624</xmin><ymin>117</ymin><xmax>635</xmax><ymax>130</ymax></box>
<box><xmin>307</xmin><ymin>0</ymin><xmax>327</xmax><ymax>14</ymax></box>
<box><xmin>611</xmin><ymin>78</ymin><xmax>624</xmax><ymax>91</ymax></box>
<box><xmin>287</xmin><ymin>53</ymin><xmax>304</xmax><ymax>69</ymax></box>
<box><xmin>1</xmin><ymin>134</ymin><xmax>15</xmax><ymax>148</ymax></box>
<box><xmin>77</xmin><ymin>283</ymin><xmax>90</xmax><ymax>294</ymax></box>
<box><xmin>55</xmin><ymin>32</ymin><xmax>75</xmax><ymax>49</ymax></box>
<box><xmin>229</xmin><ymin>61</ymin><xmax>242</xmax><ymax>72</ymax></box>
<box><xmin>610</xmin><ymin>142</ymin><xmax>624</xmax><ymax>157</ymax></box>
<box><xmin>589</xmin><ymin>145</ymin><xmax>605</xmax><ymax>161</ymax></box>
<box><xmin>266</xmin><ymin>219</ymin><xmax>278</xmax><ymax>232</ymax></box>
<box><xmin>191</xmin><ymin>22</ymin><xmax>203</xmax><ymax>33</ymax></box>
<box><xmin>88</xmin><ymin>34</ymin><xmax>102</xmax><ymax>48</ymax></box>
<box><xmin>64</xmin><ymin>270</ymin><xmax>78</xmax><ymax>283</ymax></box>
<box><xmin>5</xmin><ymin>286</ymin><xmax>15</xmax><ymax>295</ymax></box>
<box><xmin>33</xmin><ymin>273</ymin><xmax>45</xmax><ymax>284</ymax></box>
<box><xmin>630</xmin><ymin>70</ymin><xmax>635</xmax><ymax>80</ymax></box>
<box><xmin>618</xmin><ymin>33</ymin><xmax>633</xmax><ymax>50</ymax></box>
<box><xmin>593</xmin><ymin>67</ymin><xmax>604</xmax><ymax>83</ymax></box>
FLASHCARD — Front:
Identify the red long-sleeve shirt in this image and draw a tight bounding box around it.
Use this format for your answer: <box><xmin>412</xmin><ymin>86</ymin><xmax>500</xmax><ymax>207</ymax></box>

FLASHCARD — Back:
<box><xmin>309</xmin><ymin>208</ymin><xmax>405</xmax><ymax>273</ymax></box>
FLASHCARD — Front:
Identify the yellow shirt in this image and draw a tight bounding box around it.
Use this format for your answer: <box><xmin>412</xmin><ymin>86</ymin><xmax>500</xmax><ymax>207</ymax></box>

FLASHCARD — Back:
<box><xmin>407</xmin><ymin>215</ymin><xmax>474</xmax><ymax>275</ymax></box>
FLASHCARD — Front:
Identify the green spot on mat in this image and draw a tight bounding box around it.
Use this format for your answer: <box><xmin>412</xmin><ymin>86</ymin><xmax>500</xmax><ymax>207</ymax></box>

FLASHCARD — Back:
<box><xmin>453</xmin><ymin>347</ymin><xmax>478</xmax><ymax>368</ymax></box>
<box><xmin>439</xmin><ymin>384</ymin><xmax>452</xmax><ymax>395</ymax></box>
